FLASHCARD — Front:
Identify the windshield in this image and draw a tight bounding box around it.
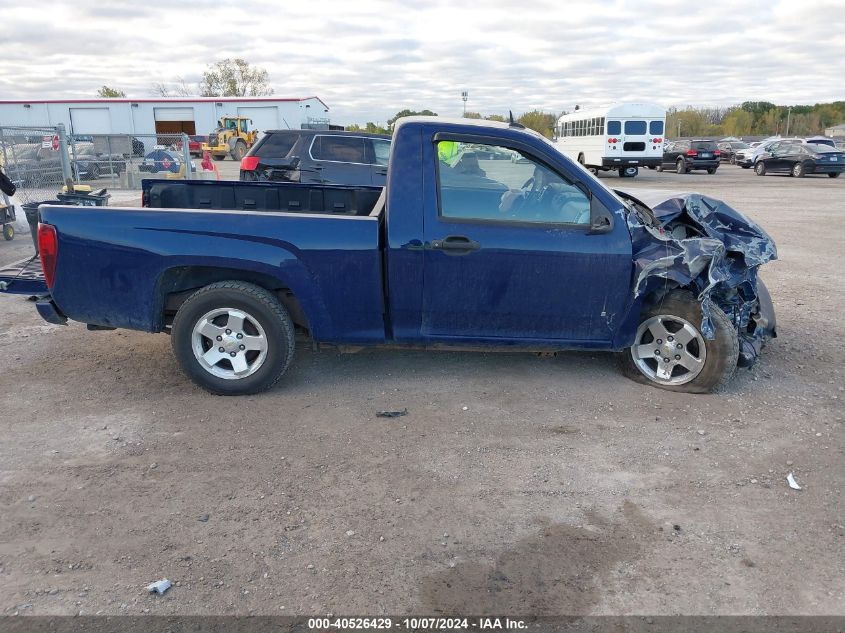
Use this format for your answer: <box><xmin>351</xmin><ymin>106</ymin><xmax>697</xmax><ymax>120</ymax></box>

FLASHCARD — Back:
<box><xmin>76</xmin><ymin>146</ymin><xmax>97</xmax><ymax>156</ymax></box>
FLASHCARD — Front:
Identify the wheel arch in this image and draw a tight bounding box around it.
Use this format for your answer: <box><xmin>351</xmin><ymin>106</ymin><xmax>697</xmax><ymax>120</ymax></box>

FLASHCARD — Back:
<box><xmin>156</xmin><ymin>265</ymin><xmax>315</xmax><ymax>335</ymax></box>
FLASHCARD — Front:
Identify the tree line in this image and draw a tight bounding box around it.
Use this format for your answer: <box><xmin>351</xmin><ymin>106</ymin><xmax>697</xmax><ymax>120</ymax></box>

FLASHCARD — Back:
<box><xmin>666</xmin><ymin>102</ymin><xmax>844</xmax><ymax>137</ymax></box>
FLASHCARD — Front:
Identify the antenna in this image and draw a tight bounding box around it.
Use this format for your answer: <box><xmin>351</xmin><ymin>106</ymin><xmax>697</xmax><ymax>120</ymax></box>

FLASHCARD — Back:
<box><xmin>508</xmin><ymin>111</ymin><xmax>525</xmax><ymax>129</ymax></box>
<box><xmin>509</xmin><ymin>110</ymin><xmax>515</xmax><ymax>124</ymax></box>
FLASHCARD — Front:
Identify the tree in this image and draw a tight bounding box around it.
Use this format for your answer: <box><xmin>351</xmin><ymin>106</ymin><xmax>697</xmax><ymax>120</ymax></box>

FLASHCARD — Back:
<box><xmin>516</xmin><ymin>110</ymin><xmax>557</xmax><ymax>138</ymax></box>
<box><xmin>463</xmin><ymin>111</ymin><xmax>482</xmax><ymax>119</ymax></box>
<box><xmin>151</xmin><ymin>77</ymin><xmax>194</xmax><ymax>97</ymax></box>
<box><xmin>387</xmin><ymin>109</ymin><xmax>437</xmax><ymax>127</ymax></box>
<box><xmin>199</xmin><ymin>58</ymin><xmax>273</xmax><ymax>97</ymax></box>
<box><xmin>721</xmin><ymin>109</ymin><xmax>753</xmax><ymax>136</ymax></box>
<box><xmin>97</xmin><ymin>85</ymin><xmax>125</xmax><ymax>98</ymax></box>
<box><xmin>485</xmin><ymin>114</ymin><xmax>506</xmax><ymax>122</ymax></box>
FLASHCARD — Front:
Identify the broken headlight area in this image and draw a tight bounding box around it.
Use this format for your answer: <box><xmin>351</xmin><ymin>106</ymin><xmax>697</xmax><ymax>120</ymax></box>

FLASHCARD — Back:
<box><xmin>619</xmin><ymin>190</ymin><xmax>777</xmax><ymax>368</ymax></box>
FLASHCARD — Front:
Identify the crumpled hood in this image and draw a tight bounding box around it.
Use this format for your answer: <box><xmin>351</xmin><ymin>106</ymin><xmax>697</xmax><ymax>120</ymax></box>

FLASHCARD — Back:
<box><xmin>617</xmin><ymin>188</ymin><xmax>777</xmax><ymax>365</ymax></box>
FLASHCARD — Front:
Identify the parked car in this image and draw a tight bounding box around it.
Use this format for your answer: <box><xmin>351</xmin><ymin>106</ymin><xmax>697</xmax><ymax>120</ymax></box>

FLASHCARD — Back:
<box><xmin>717</xmin><ymin>141</ymin><xmax>751</xmax><ymax>164</ymax></box>
<box><xmin>174</xmin><ymin>135</ymin><xmax>206</xmax><ymax>157</ymax></box>
<box><xmin>2</xmin><ymin>145</ymin><xmax>64</xmax><ymax>185</ymax></box>
<box><xmin>735</xmin><ymin>142</ymin><xmax>762</xmax><ymax>168</ymax></box>
<box><xmin>139</xmin><ymin>149</ymin><xmax>195</xmax><ymax>174</ymax></box>
<box><xmin>73</xmin><ymin>144</ymin><xmax>127</xmax><ymax>180</ymax></box>
<box><xmin>754</xmin><ymin>142</ymin><xmax>844</xmax><ymax>178</ymax></box>
<box><xmin>658</xmin><ymin>140</ymin><xmax>720</xmax><ymax>174</ymax></box>
<box><xmin>2</xmin><ymin>118</ymin><xmax>777</xmax><ymax>396</ymax></box>
<box><xmin>240</xmin><ymin>130</ymin><xmax>391</xmax><ymax>186</ymax></box>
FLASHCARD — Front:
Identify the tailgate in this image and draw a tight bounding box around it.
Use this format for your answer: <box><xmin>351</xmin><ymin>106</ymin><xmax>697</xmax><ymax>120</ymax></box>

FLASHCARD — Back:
<box><xmin>0</xmin><ymin>256</ymin><xmax>48</xmax><ymax>295</ymax></box>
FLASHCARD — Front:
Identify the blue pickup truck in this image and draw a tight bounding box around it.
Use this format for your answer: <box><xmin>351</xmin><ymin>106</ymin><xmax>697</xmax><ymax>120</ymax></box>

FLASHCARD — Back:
<box><xmin>0</xmin><ymin>117</ymin><xmax>777</xmax><ymax>395</ymax></box>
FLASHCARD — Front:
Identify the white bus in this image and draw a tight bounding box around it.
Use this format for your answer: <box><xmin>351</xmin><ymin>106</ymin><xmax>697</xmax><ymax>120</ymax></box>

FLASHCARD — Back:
<box><xmin>554</xmin><ymin>103</ymin><xmax>666</xmax><ymax>177</ymax></box>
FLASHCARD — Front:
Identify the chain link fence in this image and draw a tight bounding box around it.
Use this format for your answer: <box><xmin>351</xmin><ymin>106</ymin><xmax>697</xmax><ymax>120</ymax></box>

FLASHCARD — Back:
<box><xmin>0</xmin><ymin>125</ymin><xmax>70</xmax><ymax>204</ymax></box>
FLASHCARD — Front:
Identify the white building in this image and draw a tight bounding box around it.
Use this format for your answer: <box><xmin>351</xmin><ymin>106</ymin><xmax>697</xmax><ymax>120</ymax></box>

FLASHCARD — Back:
<box><xmin>0</xmin><ymin>96</ymin><xmax>331</xmax><ymax>136</ymax></box>
<box><xmin>825</xmin><ymin>123</ymin><xmax>845</xmax><ymax>138</ymax></box>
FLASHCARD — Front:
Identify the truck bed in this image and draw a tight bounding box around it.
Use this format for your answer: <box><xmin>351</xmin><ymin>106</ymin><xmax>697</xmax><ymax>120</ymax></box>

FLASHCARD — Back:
<box><xmin>144</xmin><ymin>179</ymin><xmax>384</xmax><ymax>216</ymax></box>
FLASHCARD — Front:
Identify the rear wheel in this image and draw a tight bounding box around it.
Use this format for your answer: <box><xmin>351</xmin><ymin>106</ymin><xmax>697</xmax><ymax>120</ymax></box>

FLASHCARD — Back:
<box><xmin>619</xmin><ymin>291</ymin><xmax>738</xmax><ymax>393</ymax></box>
<box><xmin>2</xmin><ymin>224</ymin><xmax>13</xmax><ymax>241</ymax></box>
<box><xmin>171</xmin><ymin>281</ymin><xmax>295</xmax><ymax>395</ymax></box>
<box><xmin>755</xmin><ymin>161</ymin><xmax>767</xmax><ymax>176</ymax></box>
<box><xmin>676</xmin><ymin>159</ymin><xmax>687</xmax><ymax>174</ymax></box>
<box><xmin>729</xmin><ymin>155</ymin><xmax>736</xmax><ymax>165</ymax></box>
<box><xmin>829</xmin><ymin>172</ymin><xmax>841</xmax><ymax>178</ymax></box>
<box><xmin>707</xmin><ymin>167</ymin><xmax>717</xmax><ymax>174</ymax></box>
<box><xmin>791</xmin><ymin>162</ymin><xmax>805</xmax><ymax>177</ymax></box>
<box><xmin>655</xmin><ymin>164</ymin><xmax>664</xmax><ymax>172</ymax></box>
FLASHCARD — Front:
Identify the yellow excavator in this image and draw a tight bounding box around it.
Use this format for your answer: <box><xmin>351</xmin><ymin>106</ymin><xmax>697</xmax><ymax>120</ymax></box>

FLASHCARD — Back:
<box><xmin>201</xmin><ymin>116</ymin><xmax>257</xmax><ymax>161</ymax></box>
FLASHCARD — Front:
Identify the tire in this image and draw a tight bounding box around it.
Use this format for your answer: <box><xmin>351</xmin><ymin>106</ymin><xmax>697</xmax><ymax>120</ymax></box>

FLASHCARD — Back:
<box><xmin>231</xmin><ymin>141</ymin><xmax>247</xmax><ymax>161</ymax></box>
<box><xmin>791</xmin><ymin>162</ymin><xmax>805</xmax><ymax>178</ymax></box>
<box><xmin>2</xmin><ymin>224</ymin><xmax>13</xmax><ymax>241</ymax></box>
<box><xmin>171</xmin><ymin>281</ymin><xmax>295</xmax><ymax>395</ymax></box>
<box><xmin>730</xmin><ymin>156</ymin><xmax>736</xmax><ymax>165</ymax></box>
<box><xmin>755</xmin><ymin>161</ymin><xmax>767</xmax><ymax>176</ymax></box>
<box><xmin>829</xmin><ymin>172</ymin><xmax>840</xmax><ymax>178</ymax></box>
<box><xmin>212</xmin><ymin>154</ymin><xmax>226</xmax><ymax>162</ymax></box>
<box><xmin>707</xmin><ymin>167</ymin><xmax>717</xmax><ymax>174</ymax></box>
<box><xmin>741</xmin><ymin>165</ymin><xmax>750</xmax><ymax>169</ymax></box>
<box><xmin>619</xmin><ymin>291</ymin><xmax>738</xmax><ymax>393</ymax></box>
<box><xmin>676</xmin><ymin>159</ymin><xmax>687</xmax><ymax>174</ymax></box>
<box><xmin>89</xmin><ymin>165</ymin><xmax>100</xmax><ymax>181</ymax></box>
<box><xmin>655</xmin><ymin>164</ymin><xmax>664</xmax><ymax>172</ymax></box>
<box><xmin>623</xmin><ymin>166</ymin><xmax>638</xmax><ymax>177</ymax></box>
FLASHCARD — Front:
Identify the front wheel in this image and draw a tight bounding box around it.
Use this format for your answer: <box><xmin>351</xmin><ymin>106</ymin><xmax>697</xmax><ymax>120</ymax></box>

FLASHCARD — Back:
<box><xmin>755</xmin><ymin>161</ymin><xmax>767</xmax><ymax>176</ymax></box>
<box><xmin>171</xmin><ymin>281</ymin><xmax>295</xmax><ymax>395</ymax></box>
<box><xmin>2</xmin><ymin>224</ymin><xmax>13</xmax><ymax>241</ymax></box>
<box><xmin>231</xmin><ymin>141</ymin><xmax>247</xmax><ymax>161</ymax></box>
<box><xmin>676</xmin><ymin>159</ymin><xmax>687</xmax><ymax>174</ymax></box>
<box><xmin>655</xmin><ymin>164</ymin><xmax>664</xmax><ymax>172</ymax></box>
<box><xmin>619</xmin><ymin>291</ymin><xmax>738</xmax><ymax>393</ymax></box>
<box><xmin>707</xmin><ymin>167</ymin><xmax>717</xmax><ymax>174</ymax></box>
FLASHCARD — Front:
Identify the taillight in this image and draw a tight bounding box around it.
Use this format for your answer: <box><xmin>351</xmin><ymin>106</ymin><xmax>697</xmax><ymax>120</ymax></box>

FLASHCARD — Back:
<box><xmin>714</xmin><ymin>150</ymin><xmax>721</xmax><ymax>156</ymax></box>
<box><xmin>240</xmin><ymin>156</ymin><xmax>260</xmax><ymax>171</ymax></box>
<box><xmin>686</xmin><ymin>150</ymin><xmax>698</xmax><ymax>156</ymax></box>
<box><xmin>38</xmin><ymin>223</ymin><xmax>58</xmax><ymax>289</ymax></box>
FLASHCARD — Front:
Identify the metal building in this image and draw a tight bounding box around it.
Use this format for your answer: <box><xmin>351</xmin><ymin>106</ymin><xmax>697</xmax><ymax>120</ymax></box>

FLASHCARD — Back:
<box><xmin>0</xmin><ymin>96</ymin><xmax>331</xmax><ymax>136</ymax></box>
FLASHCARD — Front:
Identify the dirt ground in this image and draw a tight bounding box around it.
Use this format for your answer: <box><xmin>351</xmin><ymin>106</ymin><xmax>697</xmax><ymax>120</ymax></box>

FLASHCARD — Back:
<box><xmin>0</xmin><ymin>166</ymin><xmax>842</xmax><ymax>617</ymax></box>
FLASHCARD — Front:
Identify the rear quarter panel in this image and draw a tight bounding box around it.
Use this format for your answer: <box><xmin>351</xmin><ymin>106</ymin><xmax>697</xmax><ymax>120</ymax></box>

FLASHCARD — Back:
<box><xmin>40</xmin><ymin>205</ymin><xmax>385</xmax><ymax>343</ymax></box>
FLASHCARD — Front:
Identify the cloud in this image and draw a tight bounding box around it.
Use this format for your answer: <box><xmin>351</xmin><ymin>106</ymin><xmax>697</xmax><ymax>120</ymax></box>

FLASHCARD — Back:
<box><xmin>1</xmin><ymin>0</ymin><xmax>843</xmax><ymax>125</ymax></box>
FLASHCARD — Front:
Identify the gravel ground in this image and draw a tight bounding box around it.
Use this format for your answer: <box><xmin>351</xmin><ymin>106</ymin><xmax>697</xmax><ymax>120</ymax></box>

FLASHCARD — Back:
<box><xmin>0</xmin><ymin>166</ymin><xmax>842</xmax><ymax>616</ymax></box>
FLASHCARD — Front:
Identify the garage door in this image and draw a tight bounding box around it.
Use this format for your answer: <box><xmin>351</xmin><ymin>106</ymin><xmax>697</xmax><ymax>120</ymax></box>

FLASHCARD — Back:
<box><xmin>237</xmin><ymin>107</ymin><xmax>280</xmax><ymax>133</ymax></box>
<box><xmin>154</xmin><ymin>107</ymin><xmax>196</xmax><ymax>134</ymax></box>
<box><xmin>69</xmin><ymin>108</ymin><xmax>112</xmax><ymax>134</ymax></box>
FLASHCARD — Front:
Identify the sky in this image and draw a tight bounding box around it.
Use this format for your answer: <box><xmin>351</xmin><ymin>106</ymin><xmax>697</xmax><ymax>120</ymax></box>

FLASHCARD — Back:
<box><xmin>2</xmin><ymin>0</ymin><xmax>844</xmax><ymax>125</ymax></box>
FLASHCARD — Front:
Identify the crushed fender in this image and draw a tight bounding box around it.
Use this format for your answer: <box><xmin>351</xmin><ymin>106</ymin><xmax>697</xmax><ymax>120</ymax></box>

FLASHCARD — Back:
<box><xmin>617</xmin><ymin>190</ymin><xmax>777</xmax><ymax>368</ymax></box>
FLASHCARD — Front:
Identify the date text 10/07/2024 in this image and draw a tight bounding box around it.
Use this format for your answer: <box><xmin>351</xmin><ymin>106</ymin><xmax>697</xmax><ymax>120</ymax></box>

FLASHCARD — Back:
<box><xmin>307</xmin><ymin>617</ymin><xmax>528</xmax><ymax>630</ymax></box>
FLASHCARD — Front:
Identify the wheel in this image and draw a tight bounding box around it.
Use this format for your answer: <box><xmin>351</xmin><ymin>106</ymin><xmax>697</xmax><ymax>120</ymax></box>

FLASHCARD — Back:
<box><xmin>2</xmin><ymin>224</ymin><xmax>13</xmax><ymax>241</ymax></box>
<box><xmin>829</xmin><ymin>172</ymin><xmax>840</xmax><ymax>178</ymax></box>
<box><xmin>676</xmin><ymin>159</ymin><xmax>687</xmax><ymax>174</ymax></box>
<box><xmin>656</xmin><ymin>164</ymin><xmax>664</xmax><ymax>172</ymax></box>
<box><xmin>231</xmin><ymin>141</ymin><xmax>247</xmax><ymax>161</ymax></box>
<box><xmin>89</xmin><ymin>165</ymin><xmax>100</xmax><ymax>180</ymax></box>
<box><xmin>741</xmin><ymin>165</ymin><xmax>750</xmax><ymax>169</ymax></box>
<box><xmin>730</xmin><ymin>156</ymin><xmax>736</xmax><ymax>165</ymax></box>
<box><xmin>171</xmin><ymin>281</ymin><xmax>295</xmax><ymax>395</ymax></box>
<box><xmin>755</xmin><ymin>161</ymin><xmax>766</xmax><ymax>176</ymax></box>
<box><xmin>791</xmin><ymin>162</ymin><xmax>805</xmax><ymax>178</ymax></box>
<box><xmin>707</xmin><ymin>167</ymin><xmax>717</xmax><ymax>174</ymax></box>
<box><xmin>623</xmin><ymin>166</ymin><xmax>638</xmax><ymax>177</ymax></box>
<box><xmin>619</xmin><ymin>291</ymin><xmax>738</xmax><ymax>393</ymax></box>
<box><xmin>212</xmin><ymin>154</ymin><xmax>226</xmax><ymax>162</ymax></box>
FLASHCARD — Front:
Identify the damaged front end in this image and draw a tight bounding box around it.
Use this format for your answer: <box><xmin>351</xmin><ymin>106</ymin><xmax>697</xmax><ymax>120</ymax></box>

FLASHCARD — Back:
<box><xmin>617</xmin><ymin>190</ymin><xmax>777</xmax><ymax>369</ymax></box>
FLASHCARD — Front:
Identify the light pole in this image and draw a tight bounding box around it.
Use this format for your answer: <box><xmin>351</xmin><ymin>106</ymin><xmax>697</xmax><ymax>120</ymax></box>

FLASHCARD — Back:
<box><xmin>461</xmin><ymin>90</ymin><xmax>468</xmax><ymax>117</ymax></box>
<box><xmin>786</xmin><ymin>106</ymin><xmax>792</xmax><ymax>136</ymax></box>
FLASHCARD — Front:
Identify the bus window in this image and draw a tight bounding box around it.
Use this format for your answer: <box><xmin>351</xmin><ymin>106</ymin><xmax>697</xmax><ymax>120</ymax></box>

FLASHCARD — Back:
<box><xmin>607</xmin><ymin>120</ymin><xmax>621</xmax><ymax>135</ymax></box>
<box><xmin>649</xmin><ymin>120</ymin><xmax>664</xmax><ymax>135</ymax></box>
<box><xmin>624</xmin><ymin>120</ymin><xmax>647</xmax><ymax>135</ymax></box>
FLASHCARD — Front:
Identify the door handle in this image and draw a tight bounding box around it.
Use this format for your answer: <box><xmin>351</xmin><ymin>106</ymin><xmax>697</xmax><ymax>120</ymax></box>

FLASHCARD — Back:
<box><xmin>431</xmin><ymin>235</ymin><xmax>481</xmax><ymax>254</ymax></box>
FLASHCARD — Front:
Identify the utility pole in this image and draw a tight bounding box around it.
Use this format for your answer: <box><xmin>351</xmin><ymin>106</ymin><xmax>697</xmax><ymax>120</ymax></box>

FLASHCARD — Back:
<box><xmin>786</xmin><ymin>107</ymin><xmax>792</xmax><ymax>136</ymax></box>
<box><xmin>461</xmin><ymin>91</ymin><xmax>468</xmax><ymax>117</ymax></box>
<box><xmin>677</xmin><ymin>120</ymin><xmax>681</xmax><ymax>138</ymax></box>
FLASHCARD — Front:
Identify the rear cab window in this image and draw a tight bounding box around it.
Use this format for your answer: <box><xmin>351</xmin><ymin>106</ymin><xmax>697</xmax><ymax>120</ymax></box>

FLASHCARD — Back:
<box><xmin>607</xmin><ymin>120</ymin><xmax>621</xmax><ymax>135</ymax></box>
<box><xmin>649</xmin><ymin>121</ymin><xmax>664</xmax><ymax>135</ymax></box>
<box><xmin>371</xmin><ymin>139</ymin><xmax>391</xmax><ymax>166</ymax></box>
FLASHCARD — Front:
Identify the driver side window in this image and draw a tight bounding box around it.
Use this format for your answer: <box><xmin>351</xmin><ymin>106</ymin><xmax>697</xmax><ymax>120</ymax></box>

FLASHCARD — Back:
<box><xmin>435</xmin><ymin>141</ymin><xmax>590</xmax><ymax>225</ymax></box>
